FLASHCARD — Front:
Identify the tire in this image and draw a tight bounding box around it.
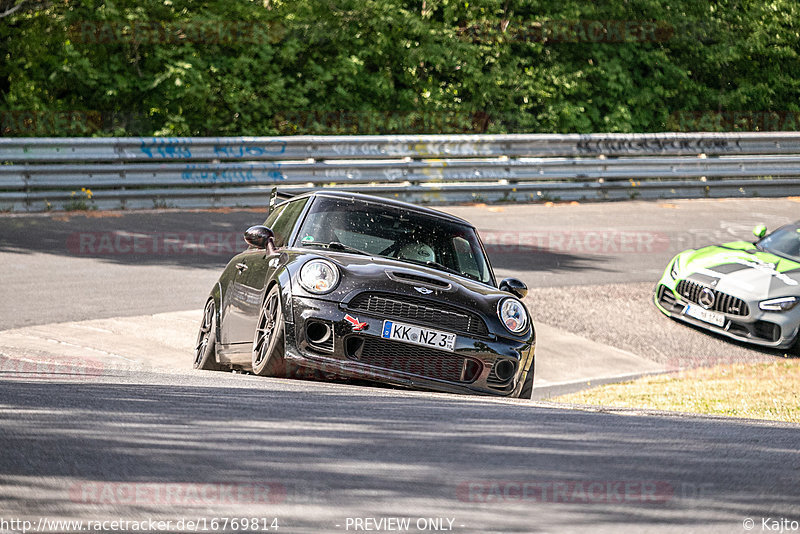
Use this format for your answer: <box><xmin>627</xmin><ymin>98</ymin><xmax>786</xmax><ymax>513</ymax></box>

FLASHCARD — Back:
<box><xmin>194</xmin><ymin>299</ymin><xmax>223</xmax><ymax>371</ymax></box>
<box><xmin>252</xmin><ymin>285</ymin><xmax>294</xmax><ymax>377</ymax></box>
<box><xmin>517</xmin><ymin>358</ymin><xmax>535</xmax><ymax>399</ymax></box>
<box><xmin>789</xmin><ymin>334</ymin><xmax>800</xmax><ymax>357</ymax></box>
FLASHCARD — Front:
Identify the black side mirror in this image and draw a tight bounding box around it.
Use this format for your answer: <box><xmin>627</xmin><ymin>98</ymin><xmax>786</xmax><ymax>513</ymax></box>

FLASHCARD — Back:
<box><xmin>244</xmin><ymin>225</ymin><xmax>275</xmax><ymax>251</ymax></box>
<box><xmin>499</xmin><ymin>277</ymin><xmax>528</xmax><ymax>299</ymax></box>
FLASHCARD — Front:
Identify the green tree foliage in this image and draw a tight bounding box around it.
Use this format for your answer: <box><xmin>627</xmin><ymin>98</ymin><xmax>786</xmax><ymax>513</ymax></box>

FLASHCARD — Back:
<box><xmin>1</xmin><ymin>0</ymin><xmax>799</xmax><ymax>136</ymax></box>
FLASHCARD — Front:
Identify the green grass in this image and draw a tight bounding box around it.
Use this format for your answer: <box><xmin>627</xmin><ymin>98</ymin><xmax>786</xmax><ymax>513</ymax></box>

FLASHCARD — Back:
<box><xmin>554</xmin><ymin>361</ymin><xmax>800</xmax><ymax>423</ymax></box>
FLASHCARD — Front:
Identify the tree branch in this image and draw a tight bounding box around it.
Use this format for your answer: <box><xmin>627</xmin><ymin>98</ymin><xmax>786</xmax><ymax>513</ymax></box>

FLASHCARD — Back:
<box><xmin>0</xmin><ymin>0</ymin><xmax>27</xmax><ymax>19</ymax></box>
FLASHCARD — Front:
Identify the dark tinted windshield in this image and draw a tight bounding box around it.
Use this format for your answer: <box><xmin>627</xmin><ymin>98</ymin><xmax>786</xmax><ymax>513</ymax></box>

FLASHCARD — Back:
<box><xmin>294</xmin><ymin>197</ymin><xmax>493</xmax><ymax>284</ymax></box>
<box><xmin>758</xmin><ymin>223</ymin><xmax>800</xmax><ymax>262</ymax></box>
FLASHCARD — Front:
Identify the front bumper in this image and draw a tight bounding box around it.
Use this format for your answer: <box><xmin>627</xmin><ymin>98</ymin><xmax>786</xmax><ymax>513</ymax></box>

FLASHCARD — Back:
<box><xmin>283</xmin><ymin>295</ymin><xmax>535</xmax><ymax>397</ymax></box>
<box><xmin>654</xmin><ymin>282</ymin><xmax>800</xmax><ymax>350</ymax></box>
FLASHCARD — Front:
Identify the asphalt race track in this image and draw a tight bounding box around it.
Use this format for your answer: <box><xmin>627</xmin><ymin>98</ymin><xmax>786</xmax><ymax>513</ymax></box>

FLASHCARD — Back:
<box><xmin>1</xmin><ymin>197</ymin><xmax>799</xmax><ymax>533</ymax></box>
<box><xmin>1</xmin><ymin>371</ymin><xmax>798</xmax><ymax>533</ymax></box>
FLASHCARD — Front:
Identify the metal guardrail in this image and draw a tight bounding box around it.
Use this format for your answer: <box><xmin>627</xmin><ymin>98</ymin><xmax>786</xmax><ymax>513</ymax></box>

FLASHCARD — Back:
<box><xmin>1</xmin><ymin>133</ymin><xmax>800</xmax><ymax>210</ymax></box>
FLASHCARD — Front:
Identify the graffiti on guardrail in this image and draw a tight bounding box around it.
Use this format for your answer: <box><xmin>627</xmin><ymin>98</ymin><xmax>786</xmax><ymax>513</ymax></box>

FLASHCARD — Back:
<box><xmin>139</xmin><ymin>139</ymin><xmax>288</xmax><ymax>159</ymax></box>
<box><xmin>212</xmin><ymin>141</ymin><xmax>286</xmax><ymax>158</ymax></box>
<box><xmin>412</xmin><ymin>142</ymin><xmax>496</xmax><ymax>158</ymax></box>
<box><xmin>575</xmin><ymin>136</ymin><xmax>740</xmax><ymax>154</ymax></box>
<box><xmin>327</xmin><ymin>143</ymin><xmax>398</xmax><ymax>157</ymax></box>
<box><xmin>181</xmin><ymin>164</ymin><xmax>285</xmax><ymax>184</ymax></box>
<box><xmin>324</xmin><ymin>168</ymin><xmax>363</xmax><ymax>180</ymax></box>
<box><xmin>382</xmin><ymin>168</ymin><xmax>405</xmax><ymax>181</ymax></box>
<box><xmin>140</xmin><ymin>138</ymin><xmax>192</xmax><ymax>158</ymax></box>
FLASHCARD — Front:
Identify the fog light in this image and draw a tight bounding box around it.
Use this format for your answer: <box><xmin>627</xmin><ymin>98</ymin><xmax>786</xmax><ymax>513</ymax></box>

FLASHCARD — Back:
<box><xmin>494</xmin><ymin>359</ymin><xmax>516</xmax><ymax>381</ymax></box>
<box><xmin>306</xmin><ymin>321</ymin><xmax>332</xmax><ymax>344</ymax></box>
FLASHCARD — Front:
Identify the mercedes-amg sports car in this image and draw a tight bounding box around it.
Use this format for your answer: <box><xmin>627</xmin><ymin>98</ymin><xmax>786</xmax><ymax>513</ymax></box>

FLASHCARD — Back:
<box><xmin>654</xmin><ymin>221</ymin><xmax>800</xmax><ymax>353</ymax></box>
<box><xmin>194</xmin><ymin>191</ymin><xmax>536</xmax><ymax>398</ymax></box>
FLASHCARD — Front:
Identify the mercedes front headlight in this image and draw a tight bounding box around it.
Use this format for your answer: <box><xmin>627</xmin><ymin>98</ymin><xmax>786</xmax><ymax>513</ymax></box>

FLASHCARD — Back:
<box><xmin>759</xmin><ymin>297</ymin><xmax>799</xmax><ymax>312</ymax></box>
<box><xmin>670</xmin><ymin>258</ymin><xmax>680</xmax><ymax>279</ymax></box>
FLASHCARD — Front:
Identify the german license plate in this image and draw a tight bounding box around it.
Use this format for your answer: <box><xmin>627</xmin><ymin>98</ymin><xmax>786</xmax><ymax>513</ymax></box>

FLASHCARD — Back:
<box><xmin>381</xmin><ymin>320</ymin><xmax>457</xmax><ymax>352</ymax></box>
<box><xmin>684</xmin><ymin>304</ymin><xmax>725</xmax><ymax>327</ymax></box>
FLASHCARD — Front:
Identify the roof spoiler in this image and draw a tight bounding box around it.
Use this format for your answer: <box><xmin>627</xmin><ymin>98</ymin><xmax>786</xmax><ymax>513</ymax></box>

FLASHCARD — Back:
<box><xmin>266</xmin><ymin>187</ymin><xmax>297</xmax><ymax>217</ymax></box>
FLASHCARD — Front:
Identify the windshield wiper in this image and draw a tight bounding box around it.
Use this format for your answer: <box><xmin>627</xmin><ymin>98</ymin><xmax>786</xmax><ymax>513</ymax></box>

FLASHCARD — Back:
<box><xmin>300</xmin><ymin>241</ymin><xmax>370</xmax><ymax>255</ymax></box>
<box><xmin>425</xmin><ymin>260</ymin><xmax>465</xmax><ymax>277</ymax></box>
<box><xmin>756</xmin><ymin>244</ymin><xmax>799</xmax><ymax>263</ymax></box>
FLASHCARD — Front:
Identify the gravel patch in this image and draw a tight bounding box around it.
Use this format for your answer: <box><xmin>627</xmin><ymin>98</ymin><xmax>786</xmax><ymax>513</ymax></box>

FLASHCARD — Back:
<box><xmin>525</xmin><ymin>282</ymin><xmax>787</xmax><ymax>369</ymax></box>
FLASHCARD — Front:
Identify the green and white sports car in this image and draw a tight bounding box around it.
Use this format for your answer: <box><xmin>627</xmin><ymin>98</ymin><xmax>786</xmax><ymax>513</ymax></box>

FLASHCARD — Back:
<box><xmin>654</xmin><ymin>221</ymin><xmax>800</xmax><ymax>353</ymax></box>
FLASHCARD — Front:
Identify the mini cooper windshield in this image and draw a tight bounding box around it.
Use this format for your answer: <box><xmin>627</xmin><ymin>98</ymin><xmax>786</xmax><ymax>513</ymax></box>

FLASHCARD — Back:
<box><xmin>757</xmin><ymin>224</ymin><xmax>800</xmax><ymax>262</ymax></box>
<box><xmin>295</xmin><ymin>196</ymin><xmax>493</xmax><ymax>284</ymax></box>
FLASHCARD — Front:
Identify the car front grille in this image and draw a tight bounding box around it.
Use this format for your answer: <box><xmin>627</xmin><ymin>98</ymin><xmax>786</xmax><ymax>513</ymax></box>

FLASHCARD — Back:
<box><xmin>348</xmin><ymin>336</ymin><xmax>481</xmax><ymax>383</ymax></box>
<box><xmin>348</xmin><ymin>292</ymin><xmax>489</xmax><ymax>337</ymax></box>
<box><xmin>676</xmin><ymin>280</ymin><xmax>750</xmax><ymax>316</ymax></box>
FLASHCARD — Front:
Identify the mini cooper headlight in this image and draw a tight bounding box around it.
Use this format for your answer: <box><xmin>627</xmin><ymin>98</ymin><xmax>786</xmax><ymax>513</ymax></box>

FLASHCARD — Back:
<box><xmin>498</xmin><ymin>298</ymin><xmax>528</xmax><ymax>334</ymax></box>
<box><xmin>759</xmin><ymin>296</ymin><xmax>799</xmax><ymax>312</ymax></box>
<box><xmin>299</xmin><ymin>259</ymin><xmax>340</xmax><ymax>294</ymax></box>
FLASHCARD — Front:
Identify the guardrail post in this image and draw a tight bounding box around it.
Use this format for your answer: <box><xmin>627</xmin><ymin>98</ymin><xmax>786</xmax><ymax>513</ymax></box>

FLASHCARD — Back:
<box><xmin>23</xmin><ymin>167</ymin><xmax>30</xmax><ymax>212</ymax></box>
<box><xmin>119</xmin><ymin>168</ymin><xmax>126</xmax><ymax>210</ymax></box>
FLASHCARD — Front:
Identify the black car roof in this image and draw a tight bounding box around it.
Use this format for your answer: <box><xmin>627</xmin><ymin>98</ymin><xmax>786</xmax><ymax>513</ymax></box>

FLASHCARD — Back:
<box><xmin>283</xmin><ymin>190</ymin><xmax>474</xmax><ymax>227</ymax></box>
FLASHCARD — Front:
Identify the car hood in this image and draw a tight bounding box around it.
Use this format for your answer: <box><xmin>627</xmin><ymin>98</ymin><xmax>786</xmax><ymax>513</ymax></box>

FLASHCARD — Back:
<box><xmin>677</xmin><ymin>241</ymin><xmax>800</xmax><ymax>300</ymax></box>
<box><xmin>328</xmin><ymin>251</ymin><xmax>507</xmax><ymax>300</ymax></box>
<box><xmin>286</xmin><ymin>249</ymin><xmax>530</xmax><ymax>338</ymax></box>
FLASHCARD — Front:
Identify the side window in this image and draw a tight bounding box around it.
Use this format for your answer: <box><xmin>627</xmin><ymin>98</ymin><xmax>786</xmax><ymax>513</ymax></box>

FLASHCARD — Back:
<box><xmin>264</xmin><ymin>203</ymin><xmax>286</xmax><ymax>230</ymax></box>
<box><xmin>268</xmin><ymin>198</ymin><xmax>309</xmax><ymax>248</ymax></box>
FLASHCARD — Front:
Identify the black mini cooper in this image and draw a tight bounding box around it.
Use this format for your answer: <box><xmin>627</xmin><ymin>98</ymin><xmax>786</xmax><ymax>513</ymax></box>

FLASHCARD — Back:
<box><xmin>194</xmin><ymin>191</ymin><xmax>536</xmax><ymax>398</ymax></box>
